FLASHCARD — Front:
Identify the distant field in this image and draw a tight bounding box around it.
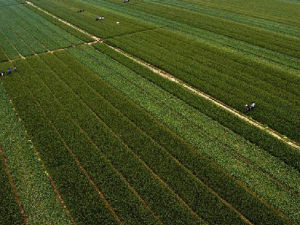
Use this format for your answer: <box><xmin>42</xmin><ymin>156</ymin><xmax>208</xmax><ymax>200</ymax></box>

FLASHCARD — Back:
<box><xmin>0</xmin><ymin>0</ymin><xmax>299</xmax><ymax>224</ymax></box>
<box><xmin>0</xmin><ymin>3</ymin><xmax>88</xmax><ymax>61</ymax></box>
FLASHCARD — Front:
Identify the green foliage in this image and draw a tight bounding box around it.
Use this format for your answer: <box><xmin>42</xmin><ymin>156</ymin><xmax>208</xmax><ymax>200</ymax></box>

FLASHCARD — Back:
<box><xmin>25</xmin><ymin>4</ymin><xmax>93</xmax><ymax>43</ymax></box>
<box><xmin>106</xmin><ymin>30</ymin><xmax>300</xmax><ymax>143</ymax></box>
<box><xmin>1</xmin><ymin>60</ymin><xmax>120</xmax><ymax>225</ymax></box>
<box><xmin>29</xmin><ymin>0</ymin><xmax>300</xmax><ymax>143</ymax></box>
<box><xmin>0</xmin><ymin>151</ymin><xmax>23</xmax><ymax>225</ymax></box>
<box><xmin>94</xmin><ymin>43</ymin><xmax>300</xmax><ymax>172</ymax></box>
<box><xmin>0</xmin><ymin>47</ymin><xmax>8</xmax><ymax>62</ymax></box>
<box><xmin>29</xmin><ymin>0</ymin><xmax>155</xmax><ymax>39</ymax></box>
<box><xmin>0</xmin><ymin>80</ymin><xmax>72</xmax><ymax>224</ymax></box>
<box><xmin>0</xmin><ymin>4</ymin><xmax>83</xmax><ymax>59</ymax></box>
<box><xmin>62</xmin><ymin>48</ymin><xmax>297</xmax><ymax>224</ymax></box>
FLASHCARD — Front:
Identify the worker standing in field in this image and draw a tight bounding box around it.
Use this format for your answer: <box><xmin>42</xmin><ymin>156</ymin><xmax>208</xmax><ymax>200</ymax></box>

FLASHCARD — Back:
<box><xmin>0</xmin><ymin>71</ymin><xmax>4</xmax><ymax>77</ymax></box>
<box><xmin>250</xmin><ymin>102</ymin><xmax>255</xmax><ymax>110</ymax></box>
<box><xmin>245</xmin><ymin>104</ymin><xmax>250</xmax><ymax>112</ymax></box>
<box><xmin>7</xmin><ymin>68</ymin><xmax>11</xmax><ymax>75</ymax></box>
<box><xmin>14</xmin><ymin>66</ymin><xmax>17</xmax><ymax>72</ymax></box>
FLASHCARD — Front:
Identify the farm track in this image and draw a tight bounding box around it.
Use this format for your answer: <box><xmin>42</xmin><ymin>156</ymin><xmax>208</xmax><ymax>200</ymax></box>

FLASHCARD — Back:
<box><xmin>6</xmin><ymin>40</ymin><xmax>99</xmax><ymax>63</ymax></box>
<box><xmin>1</xmin><ymin>89</ymin><xmax>78</xmax><ymax>225</ymax></box>
<box><xmin>25</xmin><ymin>0</ymin><xmax>300</xmax><ymax>153</ymax></box>
<box><xmin>0</xmin><ymin>146</ymin><xmax>28</xmax><ymax>225</ymax></box>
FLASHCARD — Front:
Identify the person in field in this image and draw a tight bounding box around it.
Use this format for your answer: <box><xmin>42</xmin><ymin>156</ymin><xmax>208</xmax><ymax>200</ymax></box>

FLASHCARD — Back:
<box><xmin>245</xmin><ymin>104</ymin><xmax>250</xmax><ymax>112</ymax></box>
<box><xmin>96</xmin><ymin>16</ymin><xmax>104</xmax><ymax>21</ymax></box>
<box><xmin>0</xmin><ymin>71</ymin><xmax>4</xmax><ymax>77</ymax></box>
<box><xmin>250</xmin><ymin>102</ymin><xmax>255</xmax><ymax>110</ymax></box>
<box><xmin>7</xmin><ymin>68</ymin><xmax>11</xmax><ymax>74</ymax></box>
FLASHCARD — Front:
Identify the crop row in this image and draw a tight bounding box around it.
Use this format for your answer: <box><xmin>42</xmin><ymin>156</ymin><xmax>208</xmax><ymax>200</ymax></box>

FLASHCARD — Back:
<box><xmin>30</xmin><ymin>0</ymin><xmax>154</xmax><ymax>39</ymax></box>
<box><xmin>2</xmin><ymin>60</ymin><xmax>120</xmax><ymax>225</ymax></box>
<box><xmin>146</xmin><ymin>0</ymin><xmax>300</xmax><ymax>37</ymax></box>
<box><xmin>56</xmin><ymin>48</ymin><xmax>297</xmax><ymax>224</ymax></box>
<box><xmin>125</xmin><ymin>1</ymin><xmax>300</xmax><ymax>58</ymax></box>
<box><xmin>0</xmin><ymin>4</ymin><xmax>83</xmax><ymax>59</ymax></box>
<box><xmin>0</xmin><ymin>31</ymin><xmax>19</xmax><ymax>60</ymax></box>
<box><xmin>106</xmin><ymin>30</ymin><xmax>300</xmax><ymax>143</ymax></box>
<box><xmin>178</xmin><ymin>0</ymin><xmax>300</xmax><ymax>28</ymax></box>
<box><xmin>0</xmin><ymin>147</ymin><xmax>23</xmax><ymax>225</ymax></box>
<box><xmin>13</xmin><ymin>4</ymin><xmax>83</xmax><ymax>47</ymax></box>
<box><xmin>0</xmin><ymin>0</ymin><xmax>19</xmax><ymax>7</ymax></box>
<box><xmin>80</xmin><ymin>42</ymin><xmax>300</xmax><ymax>194</ymax></box>
<box><xmin>0</xmin><ymin>63</ymin><xmax>22</xmax><ymax>225</ymax></box>
<box><xmin>25</xmin><ymin>4</ymin><xmax>93</xmax><ymax>43</ymax></box>
<box><xmin>78</xmin><ymin>0</ymin><xmax>300</xmax><ymax>70</ymax></box>
<box><xmin>69</xmin><ymin>44</ymin><xmax>300</xmax><ymax>221</ymax></box>
<box><xmin>0</xmin><ymin>76</ymin><xmax>72</xmax><ymax>224</ymax></box>
<box><xmin>0</xmin><ymin>47</ymin><xmax>8</xmax><ymax>62</ymax></box>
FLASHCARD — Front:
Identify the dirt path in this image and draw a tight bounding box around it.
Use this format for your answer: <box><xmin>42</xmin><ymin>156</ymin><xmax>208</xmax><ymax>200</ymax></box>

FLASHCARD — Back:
<box><xmin>110</xmin><ymin>46</ymin><xmax>300</xmax><ymax>152</ymax></box>
<box><xmin>25</xmin><ymin>1</ymin><xmax>300</xmax><ymax>152</ymax></box>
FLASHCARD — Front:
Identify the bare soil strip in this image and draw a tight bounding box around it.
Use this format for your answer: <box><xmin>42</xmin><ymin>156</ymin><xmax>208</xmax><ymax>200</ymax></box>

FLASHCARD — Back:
<box><xmin>25</xmin><ymin>1</ymin><xmax>300</xmax><ymax>152</ymax></box>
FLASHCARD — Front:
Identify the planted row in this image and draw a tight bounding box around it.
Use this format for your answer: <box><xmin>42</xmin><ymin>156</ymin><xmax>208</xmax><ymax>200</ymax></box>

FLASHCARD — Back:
<box><xmin>25</xmin><ymin>4</ymin><xmax>93</xmax><ymax>43</ymax></box>
<box><xmin>0</xmin><ymin>77</ymin><xmax>72</xmax><ymax>225</ymax></box>
<box><xmin>1</xmin><ymin>60</ymin><xmax>120</xmax><ymax>225</ymax></box>
<box><xmin>0</xmin><ymin>149</ymin><xmax>23</xmax><ymax>225</ymax></box>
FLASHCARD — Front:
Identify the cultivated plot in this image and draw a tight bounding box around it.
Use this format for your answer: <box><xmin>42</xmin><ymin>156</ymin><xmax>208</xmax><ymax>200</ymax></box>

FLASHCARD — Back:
<box><xmin>0</xmin><ymin>3</ymin><xmax>85</xmax><ymax>61</ymax></box>
<box><xmin>30</xmin><ymin>0</ymin><xmax>300</xmax><ymax>142</ymax></box>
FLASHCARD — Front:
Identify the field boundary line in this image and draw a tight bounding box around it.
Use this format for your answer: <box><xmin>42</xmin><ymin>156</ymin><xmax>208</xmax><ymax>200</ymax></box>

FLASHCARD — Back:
<box><xmin>25</xmin><ymin>1</ymin><xmax>100</xmax><ymax>41</ymax></box>
<box><xmin>107</xmin><ymin>45</ymin><xmax>300</xmax><ymax>152</ymax></box>
<box><xmin>0</xmin><ymin>146</ymin><xmax>28</xmax><ymax>225</ymax></box>
<box><xmin>3</xmin><ymin>40</ymin><xmax>98</xmax><ymax>63</ymax></box>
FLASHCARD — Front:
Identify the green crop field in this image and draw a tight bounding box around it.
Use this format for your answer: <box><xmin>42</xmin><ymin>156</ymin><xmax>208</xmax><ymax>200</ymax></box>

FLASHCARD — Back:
<box><xmin>0</xmin><ymin>0</ymin><xmax>299</xmax><ymax>224</ymax></box>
